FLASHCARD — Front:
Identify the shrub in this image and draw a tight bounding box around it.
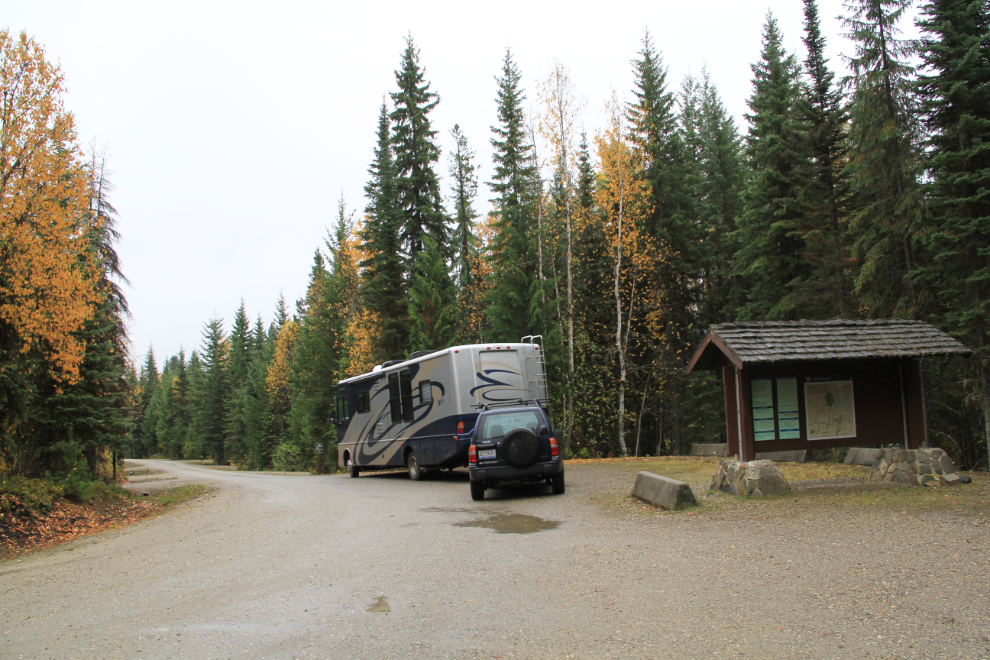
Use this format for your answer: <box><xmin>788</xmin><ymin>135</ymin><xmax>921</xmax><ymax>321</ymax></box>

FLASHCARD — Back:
<box><xmin>0</xmin><ymin>476</ymin><xmax>63</xmax><ymax>519</ymax></box>
<box><xmin>272</xmin><ymin>443</ymin><xmax>301</xmax><ymax>473</ymax></box>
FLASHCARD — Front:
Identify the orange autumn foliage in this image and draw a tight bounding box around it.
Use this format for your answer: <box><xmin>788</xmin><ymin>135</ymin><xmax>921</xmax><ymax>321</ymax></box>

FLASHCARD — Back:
<box><xmin>0</xmin><ymin>31</ymin><xmax>100</xmax><ymax>383</ymax></box>
<box><xmin>267</xmin><ymin>320</ymin><xmax>299</xmax><ymax>403</ymax></box>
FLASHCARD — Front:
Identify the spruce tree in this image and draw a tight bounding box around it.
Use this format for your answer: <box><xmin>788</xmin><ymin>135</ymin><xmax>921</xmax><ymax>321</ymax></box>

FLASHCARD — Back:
<box><xmin>390</xmin><ymin>34</ymin><xmax>448</xmax><ymax>261</ymax></box>
<box><xmin>197</xmin><ymin>316</ymin><xmax>229</xmax><ymax>464</ymax></box>
<box><xmin>918</xmin><ymin>0</ymin><xmax>990</xmax><ymax>465</ymax></box>
<box><xmin>627</xmin><ymin>31</ymin><xmax>701</xmax><ymax>455</ymax></box>
<box><xmin>842</xmin><ymin>0</ymin><xmax>925</xmax><ymax>317</ymax></box>
<box><xmin>361</xmin><ymin>100</ymin><xmax>409</xmax><ymax>361</ymax></box>
<box><xmin>134</xmin><ymin>347</ymin><xmax>160</xmax><ymax>457</ymax></box>
<box><xmin>794</xmin><ymin>0</ymin><xmax>854</xmax><ymax>318</ymax></box>
<box><xmin>408</xmin><ymin>233</ymin><xmax>457</xmax><ymax>351</ymax></box>
<box><xmin>576</xmin><ymin>132</ymin><xmax>596</xmax><ymax>210</ymax></box>
<box><xmin>627</xmin><ymin>30</ymin><xmax>694</xmax><ymax>238</ymax></box>
<box><xmin>572</xmin><ymin>132</ymin><xmax>610</xmax><ymax>351</ymax></box>
<box><xmin>291</xmin><ymin>200</ymin><xmax>355</xmax><ymax>465</ymax></box>
<box><xmin>733</xmin><ymin>12</ymin><xmax>811</xmax><ymax>321</ymax></box>
<box><xmin>244</xmin><ymin>317</ymin><xmax>271</xmax><ymax>468</ymax></box>
<box><xmin>228</xmin><ymin>301</ymin><xmax>251</xmax><ymax>386</ymax></box>
<box><xmin>272</xmin><ymin>293</ymin><xmax>289</xmax><ymax>339</ymax></box>
<box><xmin>448</xmin><ymin>124</ymin><xmax>479</xmax><ymax>289</ymax></box>
<box><xmin>163</xmin><ymin>348</ymin><xmax>189</xmax><ymax>459</ymax></box>
<box><xmin>694</xmin><ymin>70</ymin><xmax>746</xmax><ymax>325</ymax></box>
<box><xmin>35</xmin><ymin>150</ymin><xmax>131</xmax><ymax>477</ymax></box>
<box><xmin>487</xmin><ymin>49</ymin><xmax>539</xmax><ymax>342</ymax></box>
<box><xmin>183</xmin><ymin>351</ymin><xmax>206</xmax><ymax>461</ymax></box>
<box><xmin>224</xmin><ymin>301</ymin><xmax>253</xmax><ymax>463</ymax></box>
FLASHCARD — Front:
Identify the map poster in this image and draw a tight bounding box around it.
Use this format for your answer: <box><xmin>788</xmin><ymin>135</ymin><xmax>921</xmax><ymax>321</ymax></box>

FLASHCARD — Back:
<box><xmin>751</xmin><ymin>377</ymin><xmax>776</xmax><ymax>442</ymax></box>
<box><xmin>776</xmin><ymin>377</ymin><xmax>801</xmax><ymax>439</ymax></box>
<box><xmin>804</xmin><ymin>375</ymin><xmax>857</xmax><ymax>440</ymax></box>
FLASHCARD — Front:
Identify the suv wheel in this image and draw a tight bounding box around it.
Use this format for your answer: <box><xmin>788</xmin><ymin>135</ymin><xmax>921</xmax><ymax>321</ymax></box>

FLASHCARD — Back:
<box><xmin>470</xmin><ymin>480</ymin><xmax>485</xmax><ymax>501</ymax></box>
<box><xmin>551</xmin><ymin>472</ymin><xmax>565</xmax><ymax>494</ymax></box>
<box><xmin>407</xmin><ymin>452</ymin><xmax>423</xmax><ymax>481</ymax></box>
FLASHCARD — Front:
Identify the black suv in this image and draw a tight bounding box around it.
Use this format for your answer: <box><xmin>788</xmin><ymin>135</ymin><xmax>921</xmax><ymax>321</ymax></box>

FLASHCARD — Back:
<box><xmin>467</xmin><ymin>405</ymin><xmax>564</xmax><ymax>501</ymax></box>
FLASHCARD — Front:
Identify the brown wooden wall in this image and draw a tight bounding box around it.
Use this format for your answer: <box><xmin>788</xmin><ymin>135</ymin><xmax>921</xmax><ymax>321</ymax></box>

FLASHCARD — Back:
<box><xmin>718</xmin><ymin>358</ymin><xmax>924</xmax><ymax>461</ymax></box>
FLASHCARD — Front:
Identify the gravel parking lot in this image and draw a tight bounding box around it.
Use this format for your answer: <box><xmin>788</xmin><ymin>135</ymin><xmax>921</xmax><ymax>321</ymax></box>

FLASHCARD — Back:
<box><xmin>1</xmin><ymin>459</ymin><xmax>988</xmax><ymax>659</ymax></box>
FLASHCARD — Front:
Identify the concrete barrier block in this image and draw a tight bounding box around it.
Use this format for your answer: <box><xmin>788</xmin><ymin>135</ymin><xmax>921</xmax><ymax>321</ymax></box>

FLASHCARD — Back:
<box><xmin>845</xmin><ymin>447</ymin><xmax>883</xmax><ymax>466</ymax></box>
<box><xmin>632</xmin><ymin>471</ymin><xmax>698</xmax><ymax>510</ymax></box>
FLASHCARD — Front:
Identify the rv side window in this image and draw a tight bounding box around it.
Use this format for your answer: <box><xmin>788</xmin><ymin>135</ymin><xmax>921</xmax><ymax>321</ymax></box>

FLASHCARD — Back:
<box><xmin>356</xmin><ymin>391</ymin><xmax>370</xmax><ymax>414</ymax></box>
<box><xmin>399</xmin><ymin>370</ymin><xmax>414</xmax><ymax>422</ymax></box>
<box><xmin>337</xmin><ymin>394</ymin><xmax>349</xmax><ymax>421</ymax></box>
<box><xmin>419</xmin><ymin>380</ymin><xmax>432</xmax><ymax>403</ymax></box>
<box><xmin>388</xmin><ymin>373</ymin><xmax>401</xmax><ymax>424</ymax></box>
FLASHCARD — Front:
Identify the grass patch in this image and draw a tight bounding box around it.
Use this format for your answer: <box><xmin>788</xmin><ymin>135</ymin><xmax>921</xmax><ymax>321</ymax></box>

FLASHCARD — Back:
<box><xmin>568</xmin><ymin>455</ymin><xmax>724</xmax><ymax>482</ymax></box>
<box><xmin>146</xmin><ymin>484</ymin><xmax>206</xmax><ymax>507</ymax></box>
<box><xmin>573</xmin><ymin>455</ymin><xmax>990</xmax><ymax>519</ymax></box>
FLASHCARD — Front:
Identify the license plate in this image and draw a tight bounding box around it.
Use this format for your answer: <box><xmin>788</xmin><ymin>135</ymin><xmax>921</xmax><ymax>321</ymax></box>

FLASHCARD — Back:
<box><xmin>478</xmin><ymin>449</ymin><xmax>496</xmax><ymax>460</ymax></box>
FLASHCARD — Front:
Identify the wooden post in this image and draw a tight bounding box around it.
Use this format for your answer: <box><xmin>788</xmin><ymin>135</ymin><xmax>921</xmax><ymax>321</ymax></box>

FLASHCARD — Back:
<box><xmin>723</xmin><ymin>365</ymin><xmax>739</xmax><ymax>458</ymax></box>
<box><xmin>738</xmin><ymin>367</ymin><xmax>754</xmax><ymax>462</ymax></box>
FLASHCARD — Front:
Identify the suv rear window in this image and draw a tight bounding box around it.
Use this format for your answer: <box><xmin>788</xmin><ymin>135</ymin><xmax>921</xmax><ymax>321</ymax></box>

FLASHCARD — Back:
<box><xmin>479</xmin><ymin>411</ymin><xmax>542</xmax><ymax>440</ymax></box>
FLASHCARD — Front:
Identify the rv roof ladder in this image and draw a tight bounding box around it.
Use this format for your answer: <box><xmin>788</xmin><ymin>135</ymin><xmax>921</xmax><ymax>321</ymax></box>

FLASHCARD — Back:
<box><xmin>522</xmin><ymin>335</ymin><xmax>550</xmax><ymax>405</ymax></box>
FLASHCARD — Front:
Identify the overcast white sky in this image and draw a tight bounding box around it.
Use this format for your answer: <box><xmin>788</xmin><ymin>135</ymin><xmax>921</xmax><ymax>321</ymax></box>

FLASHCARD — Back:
<box><xmin>5</xmin><ymin>0</ymin><xmax>920</xmax><ymax>369</ymax></box>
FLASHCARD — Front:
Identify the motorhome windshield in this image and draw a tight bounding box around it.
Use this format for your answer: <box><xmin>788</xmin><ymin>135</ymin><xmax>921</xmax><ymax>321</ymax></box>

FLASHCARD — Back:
<box><xmin>478</xmin><ymin>411</ymin><xmax>543</xmax><ymax>440</ymax></box>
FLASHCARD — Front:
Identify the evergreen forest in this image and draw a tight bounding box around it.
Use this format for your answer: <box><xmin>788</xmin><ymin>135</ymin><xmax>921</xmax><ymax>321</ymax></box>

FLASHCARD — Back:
<box><xmin>3</xmin><ymin>0</ymin><xmax>990</xmax><ymax>481</ymax></box>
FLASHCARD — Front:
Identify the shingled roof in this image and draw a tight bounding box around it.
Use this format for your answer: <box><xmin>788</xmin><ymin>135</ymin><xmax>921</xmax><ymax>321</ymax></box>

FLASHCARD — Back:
<box><xmin>687</xmin><ymin>319</ymin><xmax>972</xmax><ymax>373</ymax></box>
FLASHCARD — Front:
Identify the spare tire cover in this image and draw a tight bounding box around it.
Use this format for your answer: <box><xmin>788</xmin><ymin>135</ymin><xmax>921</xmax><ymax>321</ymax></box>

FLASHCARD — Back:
<box><xmin>502</xmin><ymin>428</ymin><xmax>540</xmax><ymax>468</ymax></box>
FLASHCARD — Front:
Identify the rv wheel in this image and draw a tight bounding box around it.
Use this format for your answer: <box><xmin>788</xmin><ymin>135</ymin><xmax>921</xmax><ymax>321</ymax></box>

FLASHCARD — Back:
<box><xmin>348</xmin><ymin>461</ymin><xmax>360</xmax><ymax>478</ymax></box>
<box><xmin>407</xmin><ymin>452</ymin><xmax>423</xmax><ymax>481</ymax></box>
<box><xmin>470</xmin><ymin>480</ymin><xmax>485</xmax><ymax>501</ymax></box>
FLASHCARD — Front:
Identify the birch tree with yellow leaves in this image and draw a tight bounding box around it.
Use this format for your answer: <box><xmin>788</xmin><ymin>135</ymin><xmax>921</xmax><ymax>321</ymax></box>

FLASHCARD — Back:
<box><xmin>538</xmin><ymin>61</ymin><xmax>583</xmax><ymax>451</ymax></box>
<box><xmin>595</xmin><ymin>97</ymin><xmax>655</xmax><ymax>457</ymax></box>
<box><xmin>0</xmin><ymin>31</ymin><xmax>99</xmax><ymax>383</ymax></box>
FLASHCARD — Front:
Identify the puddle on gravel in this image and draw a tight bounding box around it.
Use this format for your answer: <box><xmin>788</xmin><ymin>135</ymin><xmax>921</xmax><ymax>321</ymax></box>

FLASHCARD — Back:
<box><xmin>455</xmin><ymin>513</ymin><xmax>561</xmax><ymax>534</ymax></box>
<box><xmin>367</xmin><ymin>596</ymin><xmax>391</xmax><ymax>613</ymax></box>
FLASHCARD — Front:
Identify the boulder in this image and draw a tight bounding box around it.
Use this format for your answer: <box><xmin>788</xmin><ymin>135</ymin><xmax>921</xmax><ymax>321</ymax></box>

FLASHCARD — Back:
<box><xmin>632</xmin><ymin>472</ymin><xmax>698</xmax><ymax>510</ymax></box>
<box><xmin>869</xmin><ymin>447</ymin><xmax>970</xmax><ymax>487</ymax></box>
<box><xmin>710</xmin><ymin>459</ymin><xmax>790</xmax><ymax>497</ymax></box>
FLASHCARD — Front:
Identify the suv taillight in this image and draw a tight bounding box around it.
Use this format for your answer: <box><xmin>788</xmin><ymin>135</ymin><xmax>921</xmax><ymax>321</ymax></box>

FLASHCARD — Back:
<box><xmin>458</xmin><ymin>421</ymin><xmax>465</xmax><ymax>433</ymax></box>
<box><xmin>469</xmin><ymin>445</ymin><xmax>477</xmax><ymax>464</ymax></box>
<box><xmin>550</xmin><ymin>437</ymin><xmax>559</xmax><ymax>456</ymax></box>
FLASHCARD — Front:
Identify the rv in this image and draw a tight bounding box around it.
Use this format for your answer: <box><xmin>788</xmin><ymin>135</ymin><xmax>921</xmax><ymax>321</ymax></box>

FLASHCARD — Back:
<box><xmin>336</xmin><ymin>337</ymin><xmax>549</xmax><ymax>479</ymax></box>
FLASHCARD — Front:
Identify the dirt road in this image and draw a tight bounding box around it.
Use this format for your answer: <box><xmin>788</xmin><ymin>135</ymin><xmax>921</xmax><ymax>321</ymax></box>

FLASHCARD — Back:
<box><xmin>2</xmin><ymin>460</ymin><xmax>988</xmax><ymax>659</ymax></box>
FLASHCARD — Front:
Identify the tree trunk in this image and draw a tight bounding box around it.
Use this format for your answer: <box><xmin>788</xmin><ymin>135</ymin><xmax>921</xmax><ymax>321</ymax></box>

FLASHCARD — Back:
<box><xmin>981</xmin><ymin>362</ymin><xmax>990</xmax><ymax>471</ymax></box>
<box><xmin>655</xmin><ymin>403</ymin><xmax>664</xmax><ymax>456</ymax></box>
<box><xmin>614</xmin><ymin>163</ymin><xmax>628</xmax><ymax>457</ymax></box>
<box><xmin>918</xmin><ymin>360</ymin><xmax>930</xmax><ymax>448</ymax></box>
<box><xmin>558</xmin><ymin>109</ymin><xmax>574</xmax><ymax>377</ymax></box>
<box><xmin>978</xmin><ymin>328</ymin><xmax>990</xmax><ymax>470</ymax></box>
<box><xmin>634</xmin><ymin>368</ymin><xmax>652</xmax><ymax>458</ymax></box>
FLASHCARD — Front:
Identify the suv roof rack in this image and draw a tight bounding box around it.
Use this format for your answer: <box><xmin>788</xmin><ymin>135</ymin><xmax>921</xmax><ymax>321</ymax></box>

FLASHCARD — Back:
<box><xmin>472</xmin><ymin>397</ymin><xmax>550</xmax><ymax>412</ymax></box>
